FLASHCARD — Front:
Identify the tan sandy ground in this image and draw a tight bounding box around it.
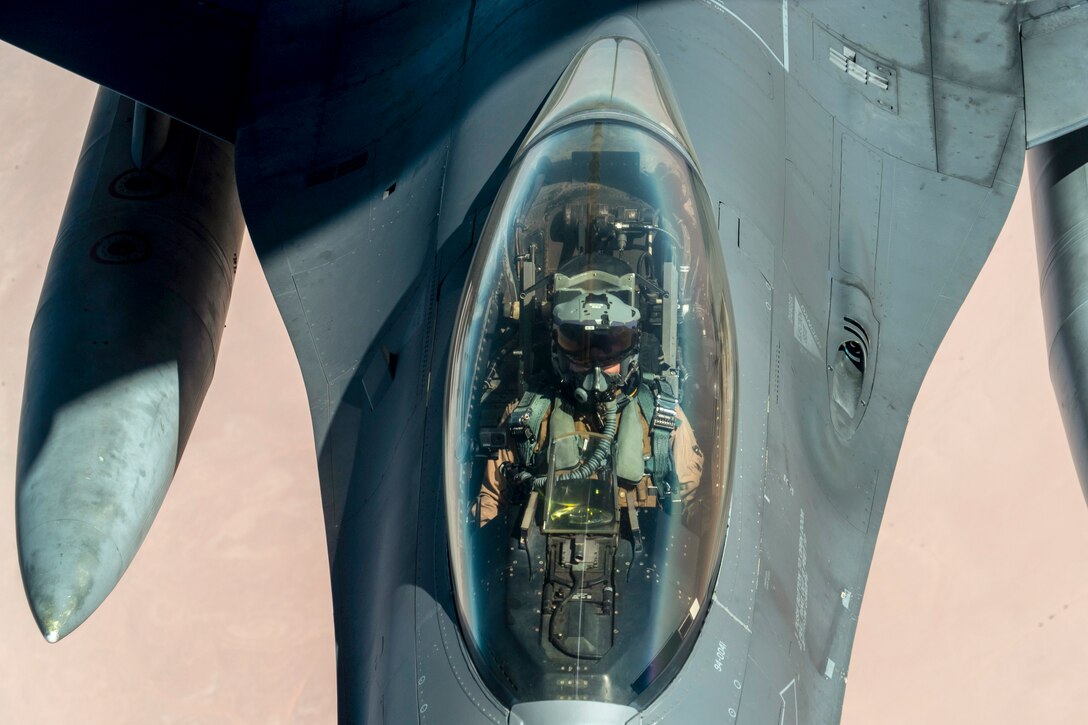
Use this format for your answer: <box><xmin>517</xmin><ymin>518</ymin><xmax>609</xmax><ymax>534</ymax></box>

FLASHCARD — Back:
<box><xmin>0</xmin><ymin>42</ymin><xmax>1084</xmax><ymax>725</ymax></box>
<box><xmin>842</xmin><ymin>172</ymin><xmax>1088</xmax><ymax>722</ymax></box>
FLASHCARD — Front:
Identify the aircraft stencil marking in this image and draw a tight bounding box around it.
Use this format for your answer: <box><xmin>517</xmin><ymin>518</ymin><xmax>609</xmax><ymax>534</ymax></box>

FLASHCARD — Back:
<box><xmin>794</xmin><ymin>508</ymin><xmax>808</xmax><ymax>652</ymax></box>
<box><xmin>714</xmin><ymin>640</ymin><xmax>727</xmax><ymax>672</ymax></box>
<box><xmin>789</xmin><ymin>293</ymin><xmax>822</xmax><ymax>361</ymax></box>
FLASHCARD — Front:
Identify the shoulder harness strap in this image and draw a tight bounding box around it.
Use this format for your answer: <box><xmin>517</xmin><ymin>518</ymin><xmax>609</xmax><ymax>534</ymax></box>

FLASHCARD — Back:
<box><xmin>507</xmin><ymin>391</ymin><xmax>551</xmax><ymax>468</ymax></box>
<box><xmin>637</xmin><ymin>374</ymin><xmax>680</xmax><ymax>484</ymax></box>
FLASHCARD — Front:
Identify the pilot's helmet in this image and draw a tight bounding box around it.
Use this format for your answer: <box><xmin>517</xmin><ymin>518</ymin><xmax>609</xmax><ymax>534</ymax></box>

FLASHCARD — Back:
<box><xmin>550</xmin><ymin>254</ymin><xmax>641</xmax><ymax>404</ymax></box>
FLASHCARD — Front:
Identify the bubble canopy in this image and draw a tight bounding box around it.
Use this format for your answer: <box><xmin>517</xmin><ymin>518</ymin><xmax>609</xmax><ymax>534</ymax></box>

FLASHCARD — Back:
<box><xmin>445</xmin><ymin>39</ymin><xmax>735</xmax><ymax>711</ymax></box>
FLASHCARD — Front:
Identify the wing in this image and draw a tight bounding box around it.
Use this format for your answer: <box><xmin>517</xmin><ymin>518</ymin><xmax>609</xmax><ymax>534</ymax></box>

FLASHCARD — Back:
<box><xmin>0</xmin><ymin>1</ymin><xmax>255</xmax><ymax>140</ymax></box>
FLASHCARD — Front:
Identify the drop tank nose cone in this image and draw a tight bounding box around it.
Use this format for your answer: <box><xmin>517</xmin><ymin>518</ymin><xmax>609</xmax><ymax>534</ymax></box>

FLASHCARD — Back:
<box><xmin>19</xmin><ymin>518</ymin><xmax>125</xmax><ymax>643</ymax></box>
<box><xmin>15</xmin><ymin>361</ymin><xmax>182</xmax><ymax>636</ymax></box>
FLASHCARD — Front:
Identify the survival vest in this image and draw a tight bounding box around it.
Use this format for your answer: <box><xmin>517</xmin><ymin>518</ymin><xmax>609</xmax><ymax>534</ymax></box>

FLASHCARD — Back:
<box><xmin>506</xmin><ymin>374</ymin><xmax>680</xmax><ymax>484</ymax></box>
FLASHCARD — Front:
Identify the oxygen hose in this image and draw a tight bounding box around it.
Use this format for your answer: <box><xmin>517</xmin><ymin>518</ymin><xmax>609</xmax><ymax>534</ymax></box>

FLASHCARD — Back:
<box><xmin>532</xmin><ymin>398</ymin><xmax>618</xmax><ymax>489</ymax></box>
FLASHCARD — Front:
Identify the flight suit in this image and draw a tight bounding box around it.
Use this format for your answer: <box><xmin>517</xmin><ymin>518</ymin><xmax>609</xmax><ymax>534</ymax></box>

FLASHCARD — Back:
<box><xmin>476</xmin><ymin>395</ymin><xmax>703</xmax><ymax>526</ymax></box>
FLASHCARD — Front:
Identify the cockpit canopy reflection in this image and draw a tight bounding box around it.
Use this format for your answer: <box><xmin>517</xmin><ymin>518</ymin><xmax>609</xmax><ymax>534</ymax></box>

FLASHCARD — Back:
<box><xmin>445</xmin><ymin>119</ymin><xmax>735</xmax><ymax>708</ymax></box>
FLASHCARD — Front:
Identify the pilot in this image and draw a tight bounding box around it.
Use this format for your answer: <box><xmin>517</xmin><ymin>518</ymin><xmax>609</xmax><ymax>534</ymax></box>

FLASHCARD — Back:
<box><xmin>476</xmin><ymin>257</ymin><xmax>703</xmax><ymax>526</ymax></box>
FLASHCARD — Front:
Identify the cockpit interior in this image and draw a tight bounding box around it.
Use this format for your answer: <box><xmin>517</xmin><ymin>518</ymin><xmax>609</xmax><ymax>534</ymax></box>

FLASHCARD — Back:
<box><xmin>445</xmin><ymin>117</ymin><xmax>736</xmax><ymax>707</ymax></box>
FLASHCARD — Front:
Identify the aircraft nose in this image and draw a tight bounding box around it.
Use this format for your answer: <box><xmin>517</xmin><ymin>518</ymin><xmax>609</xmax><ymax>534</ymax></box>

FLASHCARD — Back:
<box><xmin>19</xmin><ymin>518</ymin><xmax>125</xmax><ymax>643</ymax></box>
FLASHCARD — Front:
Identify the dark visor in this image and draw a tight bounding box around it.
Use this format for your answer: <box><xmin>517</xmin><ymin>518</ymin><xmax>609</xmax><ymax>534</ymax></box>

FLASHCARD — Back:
<box><xmin>556</xmin><ymin>324</ymin><xmax>639</xmax><ymax>364</ymax></box>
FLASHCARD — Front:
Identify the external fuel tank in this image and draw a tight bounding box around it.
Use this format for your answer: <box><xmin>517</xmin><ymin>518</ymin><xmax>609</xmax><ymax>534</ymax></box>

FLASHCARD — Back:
<box><xmin>16</xmin><ymin>88</ymin><xmax>244</xmax><ymax>642</ymax></box>
<box><xmin>1030</xmin><ymin>126</ymin><xmax>1088</xmax><ymax>504</ymax></box>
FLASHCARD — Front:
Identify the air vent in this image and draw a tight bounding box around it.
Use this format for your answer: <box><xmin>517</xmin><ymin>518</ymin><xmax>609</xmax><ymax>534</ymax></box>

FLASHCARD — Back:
<box><xmin>827</xmin><ymin>284</ymin><xmax>878</xmax><ymax>440</ymax></box>
<box><xmin>839</xmin><ymin>316</ymin><xmax>870</xmax><ymax>372</ymax></box>
<box><xmin>831</xmin><ymin>318</ymin><xmax>868</xmax><ymax>418</ymax></box>
<box><xmin>304</xmin><ymin>150</ymin><xmax>370</xmax><ymax>187</ymax></box>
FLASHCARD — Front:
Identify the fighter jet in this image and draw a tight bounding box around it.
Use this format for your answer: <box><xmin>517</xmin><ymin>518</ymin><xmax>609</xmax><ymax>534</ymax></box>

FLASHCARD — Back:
<box><xmin>3</xmin><ymin>2</ymin><xmax>1087</xmax><ymax>723</ymax></box>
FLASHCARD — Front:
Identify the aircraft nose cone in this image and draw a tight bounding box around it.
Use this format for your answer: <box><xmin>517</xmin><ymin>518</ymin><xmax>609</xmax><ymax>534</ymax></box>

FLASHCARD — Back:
<box><xmin>19</xmin><ymin>519</ymin><xmax>125</xmax><ymax>643</ymax></box>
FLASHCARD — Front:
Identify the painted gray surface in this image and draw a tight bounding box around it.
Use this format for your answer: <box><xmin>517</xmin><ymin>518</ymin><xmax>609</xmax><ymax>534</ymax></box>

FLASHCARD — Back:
<box><xmin>1023</xmin><ymin>4</ymin><xmax>1088</xmax><ymax>147</ymax></box>
<box><xmin>16</xmin><ymin>89</ymin><xmax>243</xmax><ymax>641</ymax></box>
<box><xmin>0</xmin><ymin>1</ymin><xmax>1055</xmax><ymax>723</ymax></box>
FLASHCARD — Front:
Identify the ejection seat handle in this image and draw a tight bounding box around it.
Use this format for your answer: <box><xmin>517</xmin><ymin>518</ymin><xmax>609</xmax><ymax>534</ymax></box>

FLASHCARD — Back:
<box><xmin>519</xmin><ymin>490</ymin><xmax>539</xmax><ymax>551</ymax></box>
<box><xmin>626</xmin><ymin>491</ymin><xmax>643</xmax><ymax>553</ymax></box>
<box><xmin>519</xmin><ymin>489</ymin><xmax>539</xmax><ymax>581</ymax></box>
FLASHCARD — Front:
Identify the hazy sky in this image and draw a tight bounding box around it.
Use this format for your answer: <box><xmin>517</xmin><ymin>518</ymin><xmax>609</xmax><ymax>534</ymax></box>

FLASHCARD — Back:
<box><xmin>0</xmin><ymin>41</ymin><xmax>1085</xmax><ymax>724</ymax></box>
